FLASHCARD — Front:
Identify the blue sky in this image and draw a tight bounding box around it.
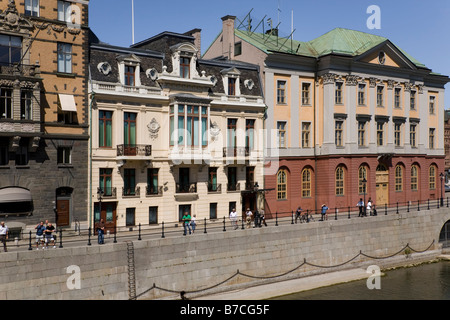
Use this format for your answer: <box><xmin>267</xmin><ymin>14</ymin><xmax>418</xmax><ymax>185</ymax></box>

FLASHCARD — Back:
<box><xmin>90</xmin><ymin>0</ymin><xmax>450</xmax><ymax>93</ymax></box>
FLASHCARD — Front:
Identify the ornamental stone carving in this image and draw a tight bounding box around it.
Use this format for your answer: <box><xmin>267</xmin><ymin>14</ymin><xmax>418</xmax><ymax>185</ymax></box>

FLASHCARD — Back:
<box><xmin>387</xmin><ymin>80</ymin><xmax>395</xmax><ymax>90</ymax></box>
<box><xmin>369</xmin><ymin>77</ymin><xmax>378</xmax><ymax>88</ymax></box>
<box><xmin>322</xmin><ymin>73</ymin><xmax>336</xmax><ymax>85</ymax></box>
<box><xmin>147</xmin><ymin>118</ymin><xmax>160</xmax><ymax>140</ymax></box>
<box><xmin>97</xmin><ymin>62</ymin><xmax>112</xmax><ymax>75</ymax></box>
<box><xmin>210</xmin><ymin>122</ymin><xmax>221</xmax><ymax>141</ymax></box>
<box><xmin>345</xmin><ymin>75</ymin><xmax>358</xmax><ymax>86</ymax></box>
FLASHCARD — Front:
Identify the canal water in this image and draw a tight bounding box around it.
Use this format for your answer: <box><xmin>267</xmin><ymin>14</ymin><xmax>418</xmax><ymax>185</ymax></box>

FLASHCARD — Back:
<box><xmin>271</xmin><ymin>260</ymin><xmax>450</xmax><ymax>300</ymax></box>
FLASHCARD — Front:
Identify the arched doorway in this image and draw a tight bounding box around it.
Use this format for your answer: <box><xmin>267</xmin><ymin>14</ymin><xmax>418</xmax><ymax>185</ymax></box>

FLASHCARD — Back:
<box><xmin>376</xmin><ymin>164</ymin><xmax>389</xmax><ymax>206</ymax></box>
<box><xmin>439</xmin><ymin>220</ymin><xmax>450</xmax><ymax>248</ymax></box>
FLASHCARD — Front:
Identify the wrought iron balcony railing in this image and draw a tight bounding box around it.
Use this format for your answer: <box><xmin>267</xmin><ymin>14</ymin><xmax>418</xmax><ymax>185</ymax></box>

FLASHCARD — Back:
<box><xmin>176</xmin><ymin>183</ymin><xmax>197</xmax><ymax>194</ymax></box>
<box><xmin>146</xmin><ymin>185</ymin><xmax>163</xmax><ymax>196</ymax></box>
<box><xmin>207</xmin><ymin>183</ymin><xmax>222</xmax><ymax>193</ymax></box>
<box><xmin>117</xmin><ymin>144</ymin><xmax>152</xmax><ymax>157</ymax></box>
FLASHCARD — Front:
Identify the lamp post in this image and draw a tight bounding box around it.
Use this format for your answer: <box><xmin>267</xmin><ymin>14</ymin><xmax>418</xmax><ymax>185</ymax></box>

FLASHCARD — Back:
<box><xmin>362</xmin><ymin>177</ymin><xmax>367</xmax><ymax>216</ymax></box>
<box><xmin>97</xmin><ymin>187</ymin><xmax>104</xmax><ymax>227</ymax></box>
<box><xmin>440</xmin><ymin>173</ymin><xmax>444</xmax><ymax>207</ymax></box>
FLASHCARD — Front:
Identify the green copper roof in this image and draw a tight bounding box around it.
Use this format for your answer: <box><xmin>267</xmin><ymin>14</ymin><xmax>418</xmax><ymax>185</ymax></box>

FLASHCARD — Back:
<box><xmin>234</xmin><ymin>27</ymin><xmax>425</xmax><ymax>68</ymax></box>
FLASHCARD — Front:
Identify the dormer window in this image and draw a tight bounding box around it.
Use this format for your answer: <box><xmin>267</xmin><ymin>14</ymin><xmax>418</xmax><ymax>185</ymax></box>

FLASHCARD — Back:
<box><xmin>228</xmin><ymin>78</ymin><xmax>236</xmax><ymax>96</ymax></box>
<box><xmin>125</xmin><ymin>65</ymin><xmax>135</xmax><ymax>86</ymax></box>
<box><xmin>221</xmin><ymin>67</ymin><xmax>241</xmax><ymax>96</ymax></box>
<box><xmin>180</xmin><ymin>57</ymin><xmax>190</xmax><ymax>79</ymax></box>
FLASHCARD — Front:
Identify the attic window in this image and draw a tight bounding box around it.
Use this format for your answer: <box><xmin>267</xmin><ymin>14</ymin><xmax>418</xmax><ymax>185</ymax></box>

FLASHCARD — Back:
<box><xmin>234</xmin><ymin>42</ymin><xmax>242</xmax><ymax>56</ymax></box>
<box><xmin>378</xmin><ymin>51</ymin><xmax>385</xmax><ymax>65</ymax></box>
<box><xmin>180</xmin><ymin>57</ymin><xmax>190</xmax><ymax>79</ymax></box>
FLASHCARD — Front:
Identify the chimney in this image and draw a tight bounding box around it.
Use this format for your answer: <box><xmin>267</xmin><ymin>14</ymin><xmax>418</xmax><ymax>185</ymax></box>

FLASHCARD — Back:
<box><xmin>221</xmin><ymin>15</ymin><xmax>236</xmax><ymax>59</ymax></box>
<box><xmin>184</xmin><ymin>28</ymin><xmax>202</xmax><ymax>58</ymax></box>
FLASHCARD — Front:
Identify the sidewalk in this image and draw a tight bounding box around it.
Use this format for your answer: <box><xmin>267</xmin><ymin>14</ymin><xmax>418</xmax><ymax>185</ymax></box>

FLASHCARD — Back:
<box><xmin>194</xmin><ymin>268</ymin><xmax>370</xmax><ymax>300</ymax></box>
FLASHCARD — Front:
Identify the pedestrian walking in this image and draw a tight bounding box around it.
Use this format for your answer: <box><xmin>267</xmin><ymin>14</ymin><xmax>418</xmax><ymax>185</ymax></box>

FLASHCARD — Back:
<box><xmin>295</xmin><ymin>206</ymin><xmax>303</xmax><ymax>223</ymax></box>
<box><xmin>35</xmin><ymin>221</ymin><xmax>46</xmax><ymax>250</ymax></box>
<box><xmin>44</xmin><ymin>223</ymin><xmax>56</xmax><ymax>249</ymax></box>
<box><xmin>259</xmin><ymin>209</ymin><xmax>267</xmax><ymax>227</ymax></box>
<box><xmin>367</xmin><ymin>198</ymin><xmax>373</xmax><ymax>216</ymax></box>
<box><xmin>0</xmin><ymin>221</ymin><xmax>8</xmax><ymax>252</ymax></box>
<box><xmin>182</xmin><ymin>211</ymin><xmax>192</xmax><ymax>235</ymax></box>
<box><xmin>357</xmin><ymin>198</ymin><xmax>365</xmax><ymax>217</ymax></box>
<box><xmin>245</xmin><ymin>208</ymin><xmax>253</xmax><ymax>229</ymax></box>
<box><xmin>96</xmin><ymin>218</ymin><xmax>105</xmax><ymax>244</ymax></box>
<box><xmin>190</xmin><ymin>214</ymin><xmax>197</xmax><ymax>233</ymax></box>
<box><xmin>320</xmin><ymin>204</ymin><xmax>329</xmax><ymax>221</ymax></box>
<box><xmin>229</xmin><ymin>208</ymin><xmax>238</xmax><ymax>230</ymax></box>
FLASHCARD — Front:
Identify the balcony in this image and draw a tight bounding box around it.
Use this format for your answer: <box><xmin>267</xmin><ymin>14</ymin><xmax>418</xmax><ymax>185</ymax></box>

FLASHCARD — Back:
<box><xmin>99</xmin><ymin>187</ymin><xmax>117</xmax><ymax>199</ymax></box>
<box><xmin>175</xmin><ymin>183</ymin><xmax>198</xmax><ymax>201</ymax></box>
<box><xmin>117</xmin><ymin>144</ymin><xmax>152</xmax><ymax>158</ymax></box>
<box><xmin>207</xmin><ymin>183</ymin><xmax>222</xmax><ymax>193</ymax></box>
<box><xmin>146</xmin><ymin>185</ymin><xmax>163</xmax><ymax>197</ymax></box>
<box><xmin>227</xmin><ymin>182</ymin><xmax>240</xmax><ymax>192</ymax></box>
<box><xmin>223</xmin><ymin>147</ymin><xmax>249</xmax><ymax>158</ymax></box>
<box><xmin>122</xmin><ymin>186</ymin><xmax>140</xmax><ymax>198</ymax></box>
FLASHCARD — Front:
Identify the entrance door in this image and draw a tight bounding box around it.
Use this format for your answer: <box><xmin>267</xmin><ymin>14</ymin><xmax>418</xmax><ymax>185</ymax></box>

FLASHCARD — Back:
<box><xmin>376</xmin><ymin>165</ymin><xmax>389</xmax><ymax>207</ymax></box>
<box><xmin>179</xmin><ymin>204</ymin><xmax>191</xmax><ymax>222</ymax></box>
<box><xmin>56</xmin><ymin>199</ymin><xmax>70</xmax><ymax>227</ymax></box>
<box><xmin>94</xmin><ymin>202</ymin><xmax>117</xmax><ymax>234</ymax></box>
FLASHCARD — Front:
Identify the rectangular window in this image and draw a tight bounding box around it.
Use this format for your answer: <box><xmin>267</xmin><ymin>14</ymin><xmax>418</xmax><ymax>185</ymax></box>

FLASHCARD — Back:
<box><xmin>0</xmin><ymin>142</ymin><xmax>8</xmax><ymax>166</ymax></box>
<box><xmin>429</xmin><ymin>96</ymin><xmax>436</xmax><ymax>114</ymax></box>
<box><xmin>335</xmin><ymin>120</ymin><xmax>343</xmax><ymax>147</ymax></box>
<box><xmin>429</xmin><ymin>128</ymin><xmax>435</xmax><ymax>149</ymax></box>
<box><xmin>246</xmin><ymin>166</ymin><xmax>254</xmax><ymax>190</ymax></box>
<box><xmin>20</xmin><ymin>90</ymin><xmax>33</xmax><ymax>120</ymax></box>
<box><xmin>57</xmin><ymin>147</ymin><xmax>71</xmax><ymax>165</ymax></box>
<box><xmin>302</xmin><ymin>122</ymin><xmax>311</xmax><ymax>148</ymax></box>
<box><xmin>0</xmin><ymin>88</ymin><xmax>12</xmax><ymax>119</ymax></box>
<box><xmin>57</xmin><ymin>42</ymin><xmax>72</xmax><ymax>73</ymax></box>
<box><xmin>99</xmin><ymin>168</ymin><xmax>113</xmax><ymax>196</ymax></box>
<box><xmin>179</xmin><ymin>167</ymin><xmax>190</xmax><ymax>192</ymax></box>
<box><xmin>410</xmin><ymin>124</ymin><xmax>417</xmax><ymax>148</ymax></box>
<box><xmin>25</xmin><ymin>0</ymin><xmax>39</xmax><ymax>17</ymax></box>
<box><xmin>124</xmin><ymin>112</ymin><xmax>137</xmax><ymax>147</ymax></box>
<box><xmin>302</xmin><ymin>83</ymin><xmax>310</xmax><ymax>105</ymax></box>
<box><xmin>410</xmin><ymin>90</ymin><xmax>416</xmax><ymax>110</ymax></box>
<box><xmin>234</xmin><ymin>42</ymin><xmax>242</xmax><ymax>56</ymax></box>
<box><xmin>377</xmin><ymin>122</ymin><xmax>384</xmax><ymax>146</ymax></box>
<box><xmin>358</xmin><ymin>83</ymin><xmax>366</xmax><ymax>105</ymax></box>
<box><xmin>377</xmin><ymin>86</ymin><xmax>384</xmax><ymax>107</ymax></box>
<box><xmin>209</xmin><ymin>203</ymin><xmax>217</xmax><ymax>220</ymax></box>
<box><xmin>15</xmin><ymin>145</ymin><xmax>28</xmax><ymax>166</ymax></box>
<box><xmin>126</xmin><ymin>208</ymin><xmax>135</xmax><ymax>226</ymax></box>
<box><xmin>227</xmin><ymin>118</ymin><xmax>237</xmax><ymax>148</ymax></box>
<box><xmin>124</xmin><ymin>169</ymin><xmax>136</xmax><ymax>196</ymax></box>
<box><xmin>394</xmin><ymin>88</ymin><xmax>401</xmax><ymax>108</ymax></box>
<box><xmin>201</xmin><ymin>107</ymin><xmax>208</xmax><ymax>147</ymax></box>
<box><xmin>394</xmin><ymin>123</ymin><xmax>402</xmax><ymax>147</ymax></box>
<box><xmin>228</xmin><ymin>77</ymin><xmax>236</xmax><ymax>96</ymax></box>
<box><xmin>147</xmin><ymin>168</ymin><xmax>159</xmax><ymax>195</ymax></box>
<box><xmin>124</xmin><ymin>65</ymin><xmax>135</xmax><ymax>86</ymax></box>
<box><xmin>99</xmin><ymin>110</ymin><xmax>113</xmax><ymax>148</ymax></box>
<box><xmin>208</xmin><ymin>167</ymin><xmax>218</xmax><ymax>192</ymax></box>
<box><xmin>358</xmin><ymin>122</ymin><xmax>366</xmax><ymax>147</ymax></box>
<box><xmin>0</xmin><ymin>34</ymin><xmax>21</xmax><ymax>66</ymax></box>
<box><xmin>227</xmin><ymin>167</ymin><xmax>237</xmax><ymax>191</ymax></box>
<box><xmin>178</xmin><ymin>105</ymin><xmax>185</xmax><ymax>145</ymax></box>
<box><xmin>245</xmin><ymin>119</ymin><xmax>255</xmax><ymax>150</ymax></box>
<box><xmin>277</xmin><ymin>80</ymin><xmax>286</xmax><ymax>104</ymax></box>
<box><xmin>335</xmin><ymin>82</ymin><xmax>343</xmax><ymax>104</ymax></box>
<box><xmin>57</xmin><ymin>1</ymin><xmax>71</xmax><ymax>22</ymax></box>
<box><xmin>180</xmin><ymin>57</ymin><xmax>190</xmax><ymax>79</ymax></box>
<box><xmin>277</xmin><ymin>121</ymin><xmax>287</xmax><ymax>148</ymax></box>
<box><xmin>149</xmin><ymin>206</ymin><xmax>158</xmax><ymax>224</ymax></box>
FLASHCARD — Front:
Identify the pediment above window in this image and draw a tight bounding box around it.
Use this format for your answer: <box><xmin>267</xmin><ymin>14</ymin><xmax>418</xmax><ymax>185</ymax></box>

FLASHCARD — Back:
<box><xmin>116</xmin><ymin>53</ymin><xmax>141</xmax><ymax>64</ymax></box>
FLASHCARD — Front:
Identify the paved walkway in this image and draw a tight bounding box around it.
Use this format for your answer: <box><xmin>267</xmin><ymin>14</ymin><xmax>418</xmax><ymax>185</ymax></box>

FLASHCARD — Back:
<box><xmin>194</xmin><ymin>268</ymin><xmax>370</xmax><ymax>300</ymax></box>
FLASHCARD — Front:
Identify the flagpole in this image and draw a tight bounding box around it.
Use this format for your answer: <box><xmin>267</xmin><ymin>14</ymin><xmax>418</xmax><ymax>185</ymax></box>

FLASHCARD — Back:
<box><xmin>132</xmin><ymin>0</ymin><xmax>135</xmax><ymax>45</ymax></box>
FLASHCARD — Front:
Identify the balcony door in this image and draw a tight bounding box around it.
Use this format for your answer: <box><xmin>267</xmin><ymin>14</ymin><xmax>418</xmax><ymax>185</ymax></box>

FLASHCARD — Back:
<box><xmin>124</xmin><ymin>112</ymin><xmax>137</xmax><ymax>155</ymax></box>
<box><xmin>179</xmin><ymin>168</ymin><xmax>190</xmax><ymax>192</ymax></box>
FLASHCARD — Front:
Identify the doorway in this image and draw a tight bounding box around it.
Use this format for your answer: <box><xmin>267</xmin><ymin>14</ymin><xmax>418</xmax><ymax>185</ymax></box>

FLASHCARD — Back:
<box><xmin>56</xmin><ymin>187</ymin><xmax>73</xmax><ymax>227</ymax></box>
<box><xmin>376</xmin><ymin>164</ymin><xmax>389</xmax><ymax>207</ymax></box>
<box><xmin>94</xmin><ymin>202</ymin><xmax>117</xmax><ymax>234</ymax></box>
<box><xmin>179</xmin><ymin>204</ymin><xmax>191</xmax><ymax>222</ymax></box>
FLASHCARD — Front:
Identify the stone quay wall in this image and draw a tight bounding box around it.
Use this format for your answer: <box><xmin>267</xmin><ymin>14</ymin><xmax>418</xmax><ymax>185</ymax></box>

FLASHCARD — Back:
<box><xmin>0</xmin><ymin>208</ymin><xmax>448</xmax><ymax>300</ymax></box>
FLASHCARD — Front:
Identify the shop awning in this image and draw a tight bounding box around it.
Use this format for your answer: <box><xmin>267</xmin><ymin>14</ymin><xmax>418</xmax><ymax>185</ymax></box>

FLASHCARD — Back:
<box><xmin>0</xmin><ymin>187</ymin><xmax>32</xmax><ymax>203</ymax></box>
<box><xmin>58</xmin><ymin>94</ymin><xmax>77</xmax><ymax>112</ymax></box>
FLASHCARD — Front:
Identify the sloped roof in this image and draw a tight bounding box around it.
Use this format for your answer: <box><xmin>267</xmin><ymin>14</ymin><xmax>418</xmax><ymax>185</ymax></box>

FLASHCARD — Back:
<box><xmin>234</xmin><ymin>27</ymin><xmax>426</xmax><ymax>68</ymax></box>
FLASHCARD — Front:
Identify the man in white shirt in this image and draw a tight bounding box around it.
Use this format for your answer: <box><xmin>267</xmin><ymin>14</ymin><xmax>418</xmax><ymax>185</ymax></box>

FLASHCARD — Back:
<box><xmin>245</xmin><ymin>208</ymin><xmax>253</xmax><ymax>229</ymax></box>
<box><xmin>0</xmin><ymin>221</ymin><xmax>8</xmax><ymax>252</ymax></box>
<box><xmin>229</xmin><ymin>208</ymin><xmax>238</xmax><ymax>230</ymax></box>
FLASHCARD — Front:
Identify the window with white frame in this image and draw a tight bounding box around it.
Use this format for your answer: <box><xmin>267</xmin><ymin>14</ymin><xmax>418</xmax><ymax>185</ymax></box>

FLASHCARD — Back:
<box><xmin>57</xmin><ymin>42</ymin><xmax>72</xmax><ymax>73</ymax></box>
<box><xmin>25</xmin><ymin>0</ymin><xmax>40</xmax><ymax>17</ymax></box>
<box><xmin>57</xmin><ymin>1</ymin><xmax>72</xmax><ymax>23</ymax></box>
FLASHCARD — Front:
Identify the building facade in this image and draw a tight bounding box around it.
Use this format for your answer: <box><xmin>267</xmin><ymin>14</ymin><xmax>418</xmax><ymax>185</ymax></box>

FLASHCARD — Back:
<box><xmin>88</xmin><ymin>30</ymin><xmax>265</xmax><ymax>231</ymax></box>
<box><xmin>204</xmin><ymin>15</ymin><xmax>449</xmax><ymax>216</ymax></box>
<box><xmin>0</xmin><ymin>0</ymin><xmax>90</xmax><ymax>230</ymax></box>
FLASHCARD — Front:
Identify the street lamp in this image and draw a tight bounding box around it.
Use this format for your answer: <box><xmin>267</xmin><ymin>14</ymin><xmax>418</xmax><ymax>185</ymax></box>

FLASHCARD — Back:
<box><xmin>440</xmin><ymin>173</ymin><xmax>444</xmax><ymax>206</ymax></box>
<box><xmin>362</xmin><ymin>177</ymin><xmax>367</xmax><ymax>216</ymax></box>
<box><xmin>97</xmin><ymin>187</ymin><xmax>104</xmax><ymax>225</ymax></box>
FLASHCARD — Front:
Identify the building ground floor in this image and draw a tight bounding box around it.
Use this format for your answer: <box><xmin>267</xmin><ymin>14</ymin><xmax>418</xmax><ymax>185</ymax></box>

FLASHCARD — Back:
<box><xmin>90</xmin><ymin>159</ymin><xmax>265</xmax><ymax>232</ymax></box>
<box><xmin>264</xmin><ymin>154</ymin><xmax>446</xmax><ymax>217</ymax></box>
<box><xmin>0</xmin><ymin>135</ymin><xmax>88</xmax><ymax>232</ymax></box>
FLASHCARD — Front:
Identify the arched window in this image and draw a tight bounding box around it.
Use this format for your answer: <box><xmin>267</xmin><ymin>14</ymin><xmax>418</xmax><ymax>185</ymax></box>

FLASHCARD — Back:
<box><xmin>429</xmin><ymin>165</ymin><xmax>437</xmax><ymax>190</ymax></box>
<box><xmin>411</xmin><ymin>165</ymin><xmax>419</xmax><ymax>191</ymax></box>
<box><xmin>395</xmin><ymin>165</ymin><xmax>403</xmax><ymax>192</ymax></box>
<box><xmin>358</xmin><ymin>166</ymin><xmax>368</xmax><ymax>194</ymax></box>
<box><xmin>277</xmin><ymin>169</ymin><xmax>287</xmax><ymax>200</ymax></box>
<box><xmin>335</xmin><ymin>166</ymin><xmax>344</xmax><ymax>196</ymax></box>
<box><xmin>302</xmin><ymin>168</ymin><xmax>311</xmax><ymax>198</ymax></box>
